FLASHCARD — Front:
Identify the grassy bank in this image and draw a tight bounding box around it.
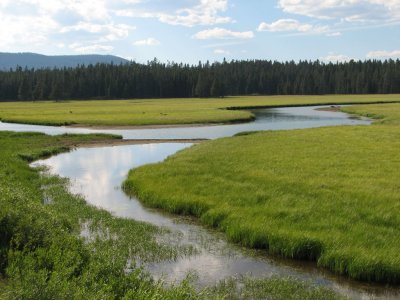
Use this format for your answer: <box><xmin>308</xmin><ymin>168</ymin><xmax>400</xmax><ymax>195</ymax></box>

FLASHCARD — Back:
<box><xmin>0</xmin><ymin>131</ymin><xmax>344</xmax><ymax>299</ymax></box>
<box><xmin>342</xmin><ymin>103</ymin><xmax>400</xmax><ymax>126</ymax></box>
<box><xmin>1</xmin><ymin>94</ymin><xmax>400</xmax><ymax>126</ymax></box>
<box><xmin>124</xmin><ymin>103</ymin><xmax>400</xmax><ymax>284</ymax></box>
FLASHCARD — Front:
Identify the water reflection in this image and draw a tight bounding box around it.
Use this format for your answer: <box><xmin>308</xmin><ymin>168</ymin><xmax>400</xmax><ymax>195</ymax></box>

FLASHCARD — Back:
<box><xmin>34</xmin><ymin>144</ymin><xmax>190</xmax><ymax>223</ymax></box>
<box><xmin>0</xmin><ymin>106</ymin><xmax>370</xmax><ymax>139</ymax></box>
<box><xmin>33</xmin><ymin>144</ymin><xmax>399</xmax><ymax>300</ymax></box>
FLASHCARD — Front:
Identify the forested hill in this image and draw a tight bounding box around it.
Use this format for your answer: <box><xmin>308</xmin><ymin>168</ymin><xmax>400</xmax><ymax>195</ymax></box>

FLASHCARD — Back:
<box><xmin>1</xmin><ymin>59</ymin><xmax>399</xmax><ymax>101</ymax></box>
<box><xmin>0</xmin><ymin>53</ymin><xmax>128</xmax><ymax>70</ymax></box>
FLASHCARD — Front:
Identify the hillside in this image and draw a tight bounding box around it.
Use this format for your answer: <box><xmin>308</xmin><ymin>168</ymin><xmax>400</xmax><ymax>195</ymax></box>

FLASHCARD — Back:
<box><xmin>0</xmin><ymin>52</ymin><xmax>129</xmax><ymax>70</ymax></box>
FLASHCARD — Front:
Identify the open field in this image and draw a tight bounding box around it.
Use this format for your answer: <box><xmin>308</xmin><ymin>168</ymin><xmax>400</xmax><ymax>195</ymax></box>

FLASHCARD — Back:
<box><xmin>124</xmin><ymin>102</ymin><xmax>400</xmax><ymax>284</ymax></box>
<box><xmin>1</xmin><ymin>94</ymin><xmax>400</xmax><ymax>126</ymax></box>
<box><xmin>0</xmin><ymin>131</ymin><xmax>344</xmax><ymax>299</ymax></box>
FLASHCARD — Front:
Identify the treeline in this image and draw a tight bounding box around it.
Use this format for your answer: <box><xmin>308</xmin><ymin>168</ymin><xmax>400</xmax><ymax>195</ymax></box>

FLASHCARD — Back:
<box><xmin>1</xmin><ymin>59</ymin><xmax>400</xmax><ymax>101</ymax></box>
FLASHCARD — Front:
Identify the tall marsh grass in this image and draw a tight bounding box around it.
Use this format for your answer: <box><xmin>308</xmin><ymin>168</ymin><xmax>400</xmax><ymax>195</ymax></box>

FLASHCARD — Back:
<box><xmin>125</xmin><ymin>103</ymin><xmax>400</xmax><ymax>284</ymax></box>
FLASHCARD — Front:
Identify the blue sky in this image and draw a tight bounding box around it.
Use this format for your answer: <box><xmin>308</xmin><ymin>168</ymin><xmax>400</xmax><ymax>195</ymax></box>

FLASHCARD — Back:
<box><xmin>0</xmin><ymin>0</ymin><xmax>399</xmax><ymax>63</ymax></box>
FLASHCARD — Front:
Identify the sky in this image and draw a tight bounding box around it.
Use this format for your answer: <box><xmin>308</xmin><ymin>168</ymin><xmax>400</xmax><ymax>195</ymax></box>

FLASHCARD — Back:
<box><xmin>0</xmin><ymin>0</ymin><xmax>399</xmax><ymax>64</ymax></box>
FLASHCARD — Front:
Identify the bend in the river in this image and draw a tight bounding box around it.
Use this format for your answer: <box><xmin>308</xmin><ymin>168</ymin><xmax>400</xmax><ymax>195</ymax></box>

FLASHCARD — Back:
<box><xmin>3</xmin><ymin>106</ymin><xmax>398</xmax><ymax>299</ymax></box>
<box><xmin>0</xmin><ymin>105</ymin><xmax>369</xmax><ymax>139</ymax></box>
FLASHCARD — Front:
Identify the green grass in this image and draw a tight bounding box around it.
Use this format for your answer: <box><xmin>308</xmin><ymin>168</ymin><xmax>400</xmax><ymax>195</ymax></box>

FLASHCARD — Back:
<box><xmin>124</xmin><ymin>103</ymin><xmax>400</xmax><ymax>284</ymax></box>
<box><xmin>1</xmin><ymin>94</ymin><xmax>400</xmax><ymax>126</ymax></box>
<box><xmin>0</xmin><ymin>131</ymin><xmax>345</xmax><ymax>299</ymax></box>
<box><xmin>210</xmin><ymin>276</ymin><xmax>347</xmax><ymax>300</ymax></box>
<box><xmin>342</xmin><ymin>103</ymin><xmax>400</xmax><ymax>126</ymax></box>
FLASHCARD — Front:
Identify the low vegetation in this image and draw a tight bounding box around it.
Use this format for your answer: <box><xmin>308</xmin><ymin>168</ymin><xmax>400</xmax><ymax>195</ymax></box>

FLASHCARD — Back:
<box><xmin>124</xmin><ymin>103</ymin><xmax>400</xmax><ymax>284</ymax></box>
<box><xmin>1</xmin><ymin>94</ymin><xmax>400</xmax><ymax>126</ymax></box>
<box><xmin>210</xmin><ymin>276</ymin><xmax>346</xmax><ymax>300</ymax></box>
<box><xmin>0</xmin><ymin>131</ymin><xmax>344</xmax><ymax>299</ymax></box>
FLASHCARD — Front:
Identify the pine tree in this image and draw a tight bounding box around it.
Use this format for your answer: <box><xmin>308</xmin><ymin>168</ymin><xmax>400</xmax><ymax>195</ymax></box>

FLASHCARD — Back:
<box><xmin>17</xmin><ymin>76</ymin><xmax>31</xmax><ymax>100</ymax></box>
<box><xmin>210</xmin><ymin>77</ymin><xmax>224</xmax><ymax>97</ymax></box>
<box><xmin>195</xmin><ymin>73</ymin><xmax>210</xmax><ymax>97</ymax></box>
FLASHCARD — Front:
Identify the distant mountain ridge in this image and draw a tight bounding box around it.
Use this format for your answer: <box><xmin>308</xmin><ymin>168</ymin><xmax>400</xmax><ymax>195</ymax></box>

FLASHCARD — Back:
<box><xmin>0</xmin><ymin>52</ymin><xmax>129</xmax><ymax>70</ymax></box>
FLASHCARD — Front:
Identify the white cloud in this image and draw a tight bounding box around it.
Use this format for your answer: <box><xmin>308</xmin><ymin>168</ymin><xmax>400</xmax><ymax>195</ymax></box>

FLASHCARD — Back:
<box><xmin>257</xmin><ymin>19</ymin><xmax>330</xmax><ymax>35</ymax></box>
<box><xmin>133</xmin><ymin>38</ymin><xmax>160</xmax><ymax>46</ymax></box>
<box><xmin>366</xmin><ymin>50</ymin><xmax>400</xmax><ymax>59</ymax></box>
<box><xmin>193</xmin><ymin>27</ymin><xmax>254</xmax><ymax>39</ymax></box>
<box><xmin>326</xmin><ymin>32</ymin><xmax>342</xmax><ymax>37</ymax></box>
<box><xmin>5</xmin><ymin>0</ymin><xmax>111</xmax><ymax>21</ymax></box>
<box><xmin>69</xmin><ymin>43</ymin><xmax>114</xmax><ymax>53</ymax></box>
<box><xmin>214</xmin><ymin>48</ymin><xmax>230</xmax><ymax>55</ymax></box>
<box><xmin>115</xmin><ymin>0</ymin><xmax>233</xmax><ymax>27</ymax></box>
<box><xmin>0</xmin><ymin>13</ymin><xmax>59</xmax><ymax>50</ymax></box>
<box><xmin>0</xmin><ymin>0</ymin><xmax>234</xmax><ymax>54</ymax></box>
<box><xmin>0</xmin><ymin>0</ymin><xmax>136</xmax><ymax>52</ymax></box>
<box><xmin>320</xmin><ymin>53</ymin><xmax>353</xmax><ymax>62</ymax></box>
<box><xmin>60</xmin><ymin>22</ymin><xmax>134</xmax><ymax>41</ymax></box>
<box><xmin>278</xmin><ymin>0</ymin><xmax>400</xmax><ymax>23</ymax></box>
<box><xmin>114</xmin><ymin>10</ymin><xmax>150</xmax><ymax>18</ymax></box>
<box><xmin>202</xmin><ymin>41</ymin><xmax>244</xmax><ymax>49</ymax></box>
<box><xmin>322</xmin><ymin>50</ymin><xmax>400</xmax><ymax>62</ymax></box>
<box><xmin>122</xmin><ymin>0</ymin><xmax>143</xmax><ymax>3</ymax></box>
<box><xmin>66</xmin><ymin>0</ymin><xmax>110</xmax><ymax>21</ymax></box>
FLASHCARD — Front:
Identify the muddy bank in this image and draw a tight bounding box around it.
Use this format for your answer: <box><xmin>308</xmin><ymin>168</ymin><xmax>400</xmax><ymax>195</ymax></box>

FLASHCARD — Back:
<box><xmin>314</xmin><ymin>106</ymin><xmax>341</xmax><ymax>112</ymax></box>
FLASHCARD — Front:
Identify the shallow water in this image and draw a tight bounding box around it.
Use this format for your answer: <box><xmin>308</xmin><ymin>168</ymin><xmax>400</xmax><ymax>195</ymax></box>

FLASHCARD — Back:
<box><xmin>8</xmin><ymin>106</ymin><xmax>397</xmax><ymax>299</ymax></box>
<box><xmin>32</xmin><ymin>143</ymin><xmax>399</xmax><ymax>300</ymax></box>
<box><xmin>0</xmin><ymin>106</ymin><xmax>370</xmax><ymax>139</ymax></box>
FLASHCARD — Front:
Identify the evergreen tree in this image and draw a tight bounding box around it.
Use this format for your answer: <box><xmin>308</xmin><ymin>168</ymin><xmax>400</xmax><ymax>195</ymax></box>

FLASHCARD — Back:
<box><xmin>17</xmin><ymin>76</ymin><xmax>31</xmax><ymax>100</ymax></box>
<box><xmin>210</xmin><ymin>77</ymin><xmax>224</xmax><ymax>97</ymax></box>
<box><xmin>49</xmin><ymin>80</ymin><xmax>62</xmax><ymax>100</ymax></box>
<box><xmin>195</xmin><ymin>73</ymin><xmax>210</xmax><ymax>98</ymax></box>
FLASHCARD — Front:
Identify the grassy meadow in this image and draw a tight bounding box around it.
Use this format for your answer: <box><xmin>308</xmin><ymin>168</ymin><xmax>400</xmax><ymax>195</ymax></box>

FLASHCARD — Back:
<box><xmin>124</xmin><ymin>102</ymin><xmax>400</xmax><ymax>284</ymax></box>
<box><xmin>0</xmin><ymin>94</ymin><xmax>400</xmax><ymax>126</ymax></box>
<box><xmin>0</xmin><ymin>131</ymin><xmax>345</xmax><ymax>299</ymax></box>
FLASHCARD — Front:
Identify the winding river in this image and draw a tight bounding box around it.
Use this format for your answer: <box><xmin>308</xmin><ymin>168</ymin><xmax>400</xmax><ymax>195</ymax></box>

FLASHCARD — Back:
<box><xmin>1</xmin><ymin>106</ymin><xmax>398</xmax><ymax>299</ymax></box>
<box><xmin>0</xmin><ymin>106</ymin><xmax>368</xmax><ymax>139</ymax></box>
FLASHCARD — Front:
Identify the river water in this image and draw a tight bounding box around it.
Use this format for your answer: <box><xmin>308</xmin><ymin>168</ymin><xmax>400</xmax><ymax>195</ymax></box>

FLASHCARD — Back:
<box><xmin>0</xmin><ymin>106</ymin><xmax>368</xmax><ymax>139</ymax></box>
<box><xmin>2</xmin><ymin>106</ymin><xmax>398</xmax><ymax>299</ymax></box>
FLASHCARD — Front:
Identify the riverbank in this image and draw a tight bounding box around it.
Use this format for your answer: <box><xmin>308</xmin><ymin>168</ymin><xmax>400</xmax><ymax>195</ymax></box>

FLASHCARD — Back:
<box><xmin>124</xmin><ymin>102</ymin><xmax>400</xmax><ymax>284</ymax></box>
<box><xmin>0</xmin><ymin>94</ymin><xmax>399</xmax><ymax>127</ymax></box>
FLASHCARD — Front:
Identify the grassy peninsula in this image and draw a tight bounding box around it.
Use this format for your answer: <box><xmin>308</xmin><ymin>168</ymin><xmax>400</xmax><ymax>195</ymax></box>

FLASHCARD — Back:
<box><xmin>124</xmin><ymin>103</ymin><xmax>400</xmax><ymax>284</ymax></box>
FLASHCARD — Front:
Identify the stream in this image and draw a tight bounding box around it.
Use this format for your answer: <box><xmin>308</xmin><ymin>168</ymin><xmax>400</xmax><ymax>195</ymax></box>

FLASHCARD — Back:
<box><xmin>2</xmin><ymin>106</ymin><xmax>398</xmax><ymax>299</ymax></box>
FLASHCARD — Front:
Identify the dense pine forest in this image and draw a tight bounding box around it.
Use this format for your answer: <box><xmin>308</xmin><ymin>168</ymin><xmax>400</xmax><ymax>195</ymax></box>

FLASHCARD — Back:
<box><xmin>1</xmin><ymin>59</ymin><xmax>399</xmax><ymax>101</ymax></box>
